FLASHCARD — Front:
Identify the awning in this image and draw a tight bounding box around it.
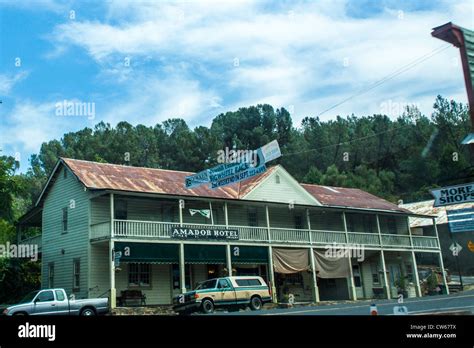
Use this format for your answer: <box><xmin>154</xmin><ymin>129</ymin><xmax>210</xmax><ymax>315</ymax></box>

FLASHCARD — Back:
<box><xmin>314</xmin><ymin>249</ymin><xmax>350</xmax><ymax>279</ymax></box>
<box><xmin>115</xmin><ymin>242</ymin><xmax>179</xmax><ymax>264</ymax></box>
<box><xmin>272</xmin><ymin>248</ymin><xmax>309</xmax><ymax>274</ymax></box>
<box><xmin>231</xmin><ymin>246</ymin><xmax>268</xmax><ymax>264</ymax></box>
<box><xmin>185</xmin><ymin>244</ymin><xmax>226</xmax><ymax>264</ymax></box>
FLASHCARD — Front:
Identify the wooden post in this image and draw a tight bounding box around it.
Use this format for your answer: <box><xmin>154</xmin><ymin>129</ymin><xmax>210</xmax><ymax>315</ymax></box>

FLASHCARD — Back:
<box><xmin>343</xmin><ymin>212</ymin><xmax>357</xmax><ymax>301</ymax></box>
<box><xmin>226</xmin><ymin>244</ymin><xmax>232</xmax><ymax>277</ymax></box>
<box><xmin>309</xmin><ymin>248</ymin><xmax>320</xmax><ymax>303</ymax></box>
<box><xmin>268</xmin><ymin>245</ymin><xmax>277</xmax><ymax>303</ymax></box>
<box><xmin>109</xmin><ymin>193</ymin><xmax>116</xmax><ymax>309</ymax></box>
<box><xmin>266</xmin><ymin>205</ymin><xmax>271</xmax><ymax>243</ymax></box>
<box><xmin>209</xmin><ymin>201</ymin><xmax>214</xmax><ymax>225</ymax></box>
<box><xmin>380</xmin><ymin>250</ymin><xmax>391</xmax><ymax>300</ymax></box>
<box><xmin>411</xmin><ymin>251</ymin><xmax>422</xmax><ymax>297</ymax></box>
<box><xmin>433</xmin><ymin>218</ymin><xmax>449</xmax><ymax>295</ymax></box>
<box><xmin>224</xmin><ymin>202</ymin><xmax>229</xmax><ymax>228</ymax></box>
<box><xmin>179</xmin><ymin>243</ymin><xmax>186</xmax><ymax>293</ymax></box>
<box><xmin>179</xmin><ymin>199</ymin><xmax>184</xmax><ymax>227</ymax></box>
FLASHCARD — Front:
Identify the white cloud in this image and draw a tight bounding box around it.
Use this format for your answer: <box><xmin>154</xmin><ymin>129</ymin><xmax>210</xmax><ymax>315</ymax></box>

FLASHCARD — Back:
<box><xmin>0</xmin><ymin>71</ymin><xmax>28</xmax><ymax>95</ymax></box>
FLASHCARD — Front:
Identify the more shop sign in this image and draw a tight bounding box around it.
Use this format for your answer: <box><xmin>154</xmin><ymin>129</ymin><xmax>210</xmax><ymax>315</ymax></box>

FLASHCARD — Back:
<box><xmin>431</xmin><ymin>183</ymin><xmax>474</xmax><ymax>207</ymax></box>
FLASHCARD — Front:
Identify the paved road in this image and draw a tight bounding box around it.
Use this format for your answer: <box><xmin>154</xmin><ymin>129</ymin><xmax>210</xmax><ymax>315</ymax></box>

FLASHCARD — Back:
<box><xmin>209</xmin><ymin>290</ymin><xmax>474</xmax><ymax>316</ymax></box>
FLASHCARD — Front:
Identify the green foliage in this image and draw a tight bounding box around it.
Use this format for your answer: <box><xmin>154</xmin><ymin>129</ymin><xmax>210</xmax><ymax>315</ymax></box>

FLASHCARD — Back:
<box><xmin>10</xmin><ymin>95</ymin><xmax>473</xmax><ymax>214</ymax></box>
<box><xmin>0</xmin><ymin>258</ymin><xmax>41</xmax><ymax>304</ymax></box>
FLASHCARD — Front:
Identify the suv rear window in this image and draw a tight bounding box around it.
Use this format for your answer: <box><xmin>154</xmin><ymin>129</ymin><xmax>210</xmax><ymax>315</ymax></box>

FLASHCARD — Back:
<box><xmin>235</xmin><ymin>278</ymin><xmax>262</xmax><ymax>286</ymax></box>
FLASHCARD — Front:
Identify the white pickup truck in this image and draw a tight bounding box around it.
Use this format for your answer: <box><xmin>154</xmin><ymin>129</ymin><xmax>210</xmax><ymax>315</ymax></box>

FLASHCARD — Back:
<box><xmin>2</xmin><ymin>288</ymin><xmax>109</xmax><ymax>316</ymax></box>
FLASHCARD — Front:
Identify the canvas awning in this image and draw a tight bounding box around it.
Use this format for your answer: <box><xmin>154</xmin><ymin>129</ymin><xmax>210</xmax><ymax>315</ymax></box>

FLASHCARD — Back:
<box><xmin>184</xmin><ymin>244</ymin><xmax>226</xmax><ymax>264</ymax></box>
<box><xmin>115</xmin><ymin>242</ymin><xmax>179</xmax><ymax>264</ymax></box>
<box><xmin>272</xmin><ymin>248</ymin><xmax>309</xmax><ymax>274</ymax></box>
<box><xmin>231</xmin><ymin>246</ymin><xmax>268</xmax><ymax>264</ymax></box>
<box><xmin>313</xmin><ymin>249</ymin><xmax>350</xmax><ymax>279</ymax></box>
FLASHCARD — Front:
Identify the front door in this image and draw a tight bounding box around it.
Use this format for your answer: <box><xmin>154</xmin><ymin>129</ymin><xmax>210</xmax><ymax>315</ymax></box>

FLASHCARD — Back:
<box><xmin>352</xmin><ymin>264</ymin><xmax>364</xmax><ymax>298</ymax></box>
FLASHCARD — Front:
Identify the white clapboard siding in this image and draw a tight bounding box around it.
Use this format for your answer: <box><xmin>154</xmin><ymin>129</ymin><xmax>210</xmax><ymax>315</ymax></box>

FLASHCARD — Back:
<box><xmin>41</xmin><ymin>166</ymin><xmax>90</xmax><ymax>299</ymax></box>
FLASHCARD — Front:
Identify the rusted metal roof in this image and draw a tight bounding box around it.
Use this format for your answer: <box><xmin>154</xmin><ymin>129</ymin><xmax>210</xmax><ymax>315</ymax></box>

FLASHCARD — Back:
<box><xmin>301</xmin><ymin>184</ymin><xmax>412</xmax><ymax>214</ymax></box>
<box><xmin>60</xmin><ymin>158</ymin><xmax>411</xmax><ymax>213</ymax></box>
<box><xmin>400</xmin><ymin>200</ymin><xmax>474</xmax><ymax>227</ymax></box>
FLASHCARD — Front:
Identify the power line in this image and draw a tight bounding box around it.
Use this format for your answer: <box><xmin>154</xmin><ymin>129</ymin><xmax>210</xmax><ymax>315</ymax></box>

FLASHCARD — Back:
<box><xmin>316</xmin><ymin>44</ymin><xmax>452</xmax><ymax>117</ymax></box>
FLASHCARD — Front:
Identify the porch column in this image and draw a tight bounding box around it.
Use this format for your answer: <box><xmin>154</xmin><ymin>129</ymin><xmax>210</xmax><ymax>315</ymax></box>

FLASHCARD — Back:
<box><xmin>109</xmin><ymin>193</ymin><xmax>116</xmax><ymax>309</ymax></box>
<box><xmin>380</xmin><ymin>250</ymin><xmax>391</xmax><ymax>299</ymax></box>
<box><xmin>109</xmin><ymin>239</ymin><xmax>116</xmax><ymax>309</ymax></box>
<box><xmin>224</xmin><ymin>202</ymin><xmax>229</xmax><ymax>228</ymax></box>
<box><xmin>265</xmin><ymin>205</ymin><xmax>271</xmax><ymax>242</ymax></box>
<box><xmin>268</xmin><ymin>246</ymin><xmax>277</xmax><ymax>303</ymax></box>
<box><xmin>342</xmin><ymin>212</ymin><xmax>357</xmax><ymax>301</ymax></box>
<box><xmin>179</xmin><ymin>199</ymin><xmax>184</xmax><ymax>227</ymax></box>
<box><xmin>179</xmin><ymin>243</ymin><xmax>186</xmax><ymax>293</ymax></box>
<box><xmin>411</xmin><ymin>251</ymin><xmax>422</xmax><ymax>297</ymax></box>
<box><xmin>226</xmin><ymin>244</ymin><xmax>232</xmax><ymax>276</ymax></box>
<box><xmin>209</xmin><ymin>201</ymin><xmax>214</xmax><ymax>225</ymax></box>
<box><xmin>309</xmin><ymin>248</ymin><xmax>320</xmax><ymax>303</ymax></box>
<box><xmin>433</xmin><ymin>218</ymin><xmax>449</xmax><ymax>295</ymax></box>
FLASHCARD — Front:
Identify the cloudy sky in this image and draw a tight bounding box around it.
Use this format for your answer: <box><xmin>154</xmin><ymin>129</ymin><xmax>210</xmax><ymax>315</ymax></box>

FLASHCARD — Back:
<box><xmin>0</xmin><ymin>0</ymin><xmax>472</xmax><ymax>171</ymax></box>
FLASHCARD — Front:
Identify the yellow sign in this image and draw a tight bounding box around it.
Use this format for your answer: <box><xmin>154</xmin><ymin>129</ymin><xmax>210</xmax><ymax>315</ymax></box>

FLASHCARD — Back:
<box><xmin>468</xmin><ymin>240</ymin><xmax>474</xmax><ymax>252</ymax></box>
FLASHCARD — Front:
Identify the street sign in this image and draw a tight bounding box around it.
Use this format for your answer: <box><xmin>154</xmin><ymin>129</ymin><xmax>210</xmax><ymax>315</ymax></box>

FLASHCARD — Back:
<box><xmin>431</xmin><ymin>183</ymin><xmax>474</xmax><ymax>207</ymax></box>
<box><xmin>447</xmin><ymin>207</ymin><xmax>474</xmax><ymax>233</ymax></box>
<box><xmin>449</xmin><ymin>242</ymin><xmax>463</xmax><ymax>256</ymax></box>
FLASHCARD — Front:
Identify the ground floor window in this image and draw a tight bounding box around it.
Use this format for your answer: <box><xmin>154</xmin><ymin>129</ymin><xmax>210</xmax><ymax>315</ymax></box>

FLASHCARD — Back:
<box><xmin>73</xmin><ymin>259</ymin><xmax>80</xmax><ymax>291</ymax></box>
<box><xmin>48</xmin><ymin>262</ymin><xmax>54</xmax><ymax>288</ymax></box>
<box><xmin>128</xmin><ymin>263</ymin><xmax>151</xmax><ymax>287</ymax></box>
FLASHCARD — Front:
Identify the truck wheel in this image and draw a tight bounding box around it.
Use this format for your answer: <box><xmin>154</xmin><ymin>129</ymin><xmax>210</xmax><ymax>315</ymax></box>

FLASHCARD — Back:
<box><xmin>201</xmin><ymin>299</ymin><xmax>214</xmax><ymax>314</ymax></box>
<box><xmin>80</xmin><ymin>308</ymin><xmax>96</xmax><ymax>316</ymax></box>
<box><xmin>249</xmin><ymin>296</ymin><xmax>262</xmax><ymax>311</ymax></box>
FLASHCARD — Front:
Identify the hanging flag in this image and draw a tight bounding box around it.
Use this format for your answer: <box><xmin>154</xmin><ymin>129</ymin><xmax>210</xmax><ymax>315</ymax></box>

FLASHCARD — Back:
<box><xmin>189</xmin><ymin>209</ymin><xmax>211</xmax><ymax>219</ymax></box>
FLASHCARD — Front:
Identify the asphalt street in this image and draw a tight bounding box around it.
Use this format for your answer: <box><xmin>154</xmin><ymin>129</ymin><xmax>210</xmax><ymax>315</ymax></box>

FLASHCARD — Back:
<box><xmin>208</xmin><ymin>290</ymin><xmax>474</xmax><ymax>316</ymax></box>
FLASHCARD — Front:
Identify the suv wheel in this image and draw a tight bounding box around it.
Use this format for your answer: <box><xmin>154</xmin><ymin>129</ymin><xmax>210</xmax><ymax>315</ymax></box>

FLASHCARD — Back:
<box><xmin>201</xmin><ymin>299</ymin><xmax>214</xmax><ymax>314</ymax></box>
<box><xmin>249</xmin><ymin>296</ymin><xmax>262</xmax><ymax>311</ymax></box>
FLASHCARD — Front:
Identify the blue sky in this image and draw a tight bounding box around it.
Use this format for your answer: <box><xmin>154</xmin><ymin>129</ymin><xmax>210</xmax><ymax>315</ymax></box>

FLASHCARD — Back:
<box><xmin>0</xmin><ymin>0</ymin><xmax>472</xmax><ymax>171</ymax></box>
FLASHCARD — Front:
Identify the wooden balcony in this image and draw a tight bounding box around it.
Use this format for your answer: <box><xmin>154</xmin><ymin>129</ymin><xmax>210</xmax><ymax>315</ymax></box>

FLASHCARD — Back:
<box><xmin>18</xmin><ymin>235</ymin><xmax>42</xmax><ymax>252</ymax></box>
<box><xmin>90</xmin><ymin>219</ymin><xmax>440</xmax><ymax>250</ymax></box>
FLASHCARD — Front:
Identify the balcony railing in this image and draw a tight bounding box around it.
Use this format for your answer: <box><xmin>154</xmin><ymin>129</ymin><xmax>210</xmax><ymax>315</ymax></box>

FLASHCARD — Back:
<box><xmin>88</xmin><ymin>219</ymin><xmax>440</xmax><ymax>250</ymax></box>
<box><xmin>19</xmin><ymin>235</ymin><xmax>42</xmax><ymax>252</ymax></box>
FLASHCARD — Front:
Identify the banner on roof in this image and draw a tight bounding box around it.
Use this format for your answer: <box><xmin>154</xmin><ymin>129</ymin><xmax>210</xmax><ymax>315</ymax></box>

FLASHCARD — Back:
<box><xmin>430</xmin><ymin>183</ymin><xmax>474</xmax><ymax>207</ymax></box>
<box><xmin>184</xmin><ymin>140</ymin><xmax>281</xmax><ymax>189</ymax></box>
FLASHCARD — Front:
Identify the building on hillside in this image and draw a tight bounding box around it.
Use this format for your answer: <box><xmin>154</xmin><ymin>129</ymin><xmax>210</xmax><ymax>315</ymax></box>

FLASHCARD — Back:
<box><xmin>400</xmin><ymin>200</ymin><xmax>474</xmax><ymax>277</ymax></box>
<box><xmin>17</xmin><ymin>158</ymin><xmax>447</xmax><ymax>307</ymax></box>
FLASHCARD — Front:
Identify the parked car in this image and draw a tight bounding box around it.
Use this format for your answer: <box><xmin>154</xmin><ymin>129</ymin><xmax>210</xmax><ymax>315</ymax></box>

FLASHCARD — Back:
<box><xmin>2</xmin><ymin>288</ymin><xmax>109</xmax><ymax>316</ymax></box>
<box><xmin>173</xmin><ymin>276</ymin><xmax>272</xmax><ymax>315</ymax></box>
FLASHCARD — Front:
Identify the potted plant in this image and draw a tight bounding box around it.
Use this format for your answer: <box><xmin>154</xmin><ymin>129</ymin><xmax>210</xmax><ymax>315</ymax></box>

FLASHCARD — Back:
<box><xmin>394</xmin><ymin>275</ymin><xmax>408</xmax><ymax>298</ymax></box>
<box><xmin>426</xmin><ymin>272</ymin><xmax>440</xmax><ymax>296</ymax></box>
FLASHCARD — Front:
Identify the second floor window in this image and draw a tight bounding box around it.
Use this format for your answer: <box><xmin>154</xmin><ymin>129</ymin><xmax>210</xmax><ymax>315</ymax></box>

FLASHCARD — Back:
<box><xmin>115</xmin><ymin>200</ymin><xmax>127</xmax><ymax>220</ymax></box>
<box><xmin>248</xmin><ymin>208</ymin><xmax>258</xmax><ymax>226</ymax></box>
<box><xmin>62</xmin><ymin>207</ymin><xmax>68</xmax><ymax>233</ymax></box>
<box><xmin>294</xmin><ymin>214</ymin><xmax>304</xmax><ymax>229</ymax></box>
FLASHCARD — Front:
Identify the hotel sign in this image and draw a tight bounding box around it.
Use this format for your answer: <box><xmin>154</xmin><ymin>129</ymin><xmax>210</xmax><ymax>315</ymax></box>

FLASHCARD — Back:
<box><xmin>170</xmin><ymin>226</ymin><xmax>239</xmax><ymax>240</ymax></box>
<box><xmin>431</xmin><ymin>183</ymin><xmax>474</xmax><ymax>207</ymax></box>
